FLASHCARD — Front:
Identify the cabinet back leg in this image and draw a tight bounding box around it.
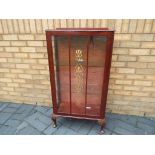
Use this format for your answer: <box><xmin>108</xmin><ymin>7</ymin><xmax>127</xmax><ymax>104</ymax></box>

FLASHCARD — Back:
<box><xmin>98</xmin><ymin>119</ymin><xmax>106</xmax><ymax>134</ymax></box>
<box><xmin>51</xmin><ymin>114</ymin><xmax>57</xmax><ymax>128</ymax></box>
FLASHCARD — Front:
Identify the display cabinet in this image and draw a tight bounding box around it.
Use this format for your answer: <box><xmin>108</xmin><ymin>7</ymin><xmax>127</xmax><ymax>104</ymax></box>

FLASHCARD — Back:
<box><xmin>46</xmin><ymin>28</ymin><xmax>114</xmax><ymax>134</ymax></box>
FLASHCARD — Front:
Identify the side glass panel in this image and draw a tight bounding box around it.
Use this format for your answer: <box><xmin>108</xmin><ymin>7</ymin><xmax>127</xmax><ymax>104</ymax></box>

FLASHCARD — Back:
<box><xmin>53</xmin><ymin>36</ymin><xmax>70</xmax><ymax>114</ymax></box>
<box><xmin>86</xmin><ymin>36</ymin><xmax>107</xmax><ymax>116</ymax></box>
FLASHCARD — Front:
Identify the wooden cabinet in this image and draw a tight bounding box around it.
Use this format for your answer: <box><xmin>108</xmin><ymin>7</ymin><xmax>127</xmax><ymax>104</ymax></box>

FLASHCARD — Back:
<box><xmin>46</xmin><ymin>28</ymin><xmax>114</xmax><ymax>134</ymax></box>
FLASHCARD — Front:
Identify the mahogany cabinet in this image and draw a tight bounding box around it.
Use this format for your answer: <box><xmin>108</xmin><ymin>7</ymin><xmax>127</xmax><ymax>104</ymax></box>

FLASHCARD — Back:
<box><xmin>46</xmin><ymin>28</ymin><xmax>114</xmax><ymax>134</ymax></box>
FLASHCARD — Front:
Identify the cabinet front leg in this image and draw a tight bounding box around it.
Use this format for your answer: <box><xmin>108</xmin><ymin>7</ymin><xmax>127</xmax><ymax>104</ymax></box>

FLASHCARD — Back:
<box><xmin>98</xmin><ymin>119</ymin><xmax>106</xmax><ymax>134</ymax></box>
<box><xmin>51</xmin><ymin>114</ymin><xmax>57</xmax><ymax>128</ymax></box>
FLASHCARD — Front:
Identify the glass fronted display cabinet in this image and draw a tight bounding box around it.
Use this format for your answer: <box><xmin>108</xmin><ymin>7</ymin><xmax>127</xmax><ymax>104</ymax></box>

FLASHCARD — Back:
<box><xmin>46</xmin><ymin>28</ymin><xmax>114</xmax><ymax>134</ymax></box>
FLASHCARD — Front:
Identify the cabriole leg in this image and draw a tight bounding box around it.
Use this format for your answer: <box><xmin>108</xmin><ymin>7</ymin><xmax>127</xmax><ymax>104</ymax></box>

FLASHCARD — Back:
<box><xmin>98</xmin><ymin>119</ymin><xmax>106</xmax><ymax>134</ymax></box>
<box><xmin>51</xmin><ymin>114</ymin><xmax>57</xmax><ymax>128</ymax></box>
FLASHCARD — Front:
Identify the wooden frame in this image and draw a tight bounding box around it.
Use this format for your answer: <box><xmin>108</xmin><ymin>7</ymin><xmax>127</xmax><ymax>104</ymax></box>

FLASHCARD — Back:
<box><xmin>46</xmin><ymin>28</ymin><xmax>114</xmax><ymax>134</ymax></box>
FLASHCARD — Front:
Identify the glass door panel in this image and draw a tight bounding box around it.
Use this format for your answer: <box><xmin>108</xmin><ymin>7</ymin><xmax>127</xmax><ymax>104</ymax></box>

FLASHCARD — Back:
<box><xmin>70</xmin><ymin>36</ymin><xmax>89</xmax><ymax>115</ymax></box>
<box><xmin>86</xmin><ymin>36</ymin><xmax>107</xmax><ymax>116</ymax></box>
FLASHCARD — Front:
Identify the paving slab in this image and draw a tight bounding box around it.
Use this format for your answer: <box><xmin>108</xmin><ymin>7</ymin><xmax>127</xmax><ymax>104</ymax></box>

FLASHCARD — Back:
<box><xmin>54</xmin><ymin>126</ymin><xmax>73</xmax><ymax>135</ymax></box>
<box><xmin>0</xmin><ymin>126</ymin><xmax>16</xmax><ymax>135</ymax></box>
<box><xmin>7</xmin><ymin>103</ymin><xmax>21</xmax><ymax>108</ymax></box>
<box><xmin>78</xmin><ymin>120</ymin><xmax>95</xmax><ymax>135</ymax></box>
<box><xmin>0</xmin><ymin>103</ymin><xmax>9</xmax><ymax>111</ymax></box>
<box><xmin>69</xmin><ymin>119</ymin><xmax>89</xmax><ymax>132</ymax></box>
<box><xmin>137</xmin><ymin>117</ymin><xmax>155</xmax><ymax>128</ymax></box>
<box><xmin>5</xmin><ymin>119</ymin><xmax>21</xmax><ymax>127</ymax></box>
<box><xmin>44</xmin><ymin>109</ymin><xmax>52</xmax><ymax>117</ymax></box>
<box><xmin>16</xmin><ymin>122</ymin><xmax>29</xmax><ymax>132</ymax></box>
<box><xmin>35</xmin><ymin>106</ymin><xmax>49</xmax><ymax>114</ymax></box>
<box><xmin>43</xmin><ymin>125</ymin><xmax>60</xmax><ymax>135</ymax></box>
<box><xmin>2</xmin><ymin>107</ymin><xmax>18</xmax><ymax>113</ymax></box>
<box><xmin>16</xmin><ymin>104</ymin><xmax>35</xmax><ymax>114</ymax></box>
<box><xmin>17</xmin><ymin>126</ymin><xmax>42</xmax><ymax>135</ymax></box>
<box><xmin>0</xmin><ymin>112</ymin><xmax>12</xmax><ymax>124</ymax></box>
<box><xmin>38</xmin><ymin>113</ymin><xmax>52</xmax><ymax>126</ymax></box>
<box><xmin>113</xmin><ymin>127</ymin><xmax>135</xmax><ymax>135</ymax></box>
<box><xmin>88</xmin><ymin>124</ymin><xmax>101</xmax><ymax>135</ymax></box>
<box><xmin>11</xmin><ymin>113</ymin><xmax>29</xmax><ymax>121</ymax></box>
<box><xmin>65</xmin><ymin>129</ymin><xmax>79</xmax><ymax>135</ymax></box>
<box><xmin>136</xmin><ymin>122</ymin><xmax>155</xmax><ymax>134</ymax></box>
<box><xmin>26</xmin><ymin>117</ymin><xmax>48</xmax><ymax>132</ymax></box>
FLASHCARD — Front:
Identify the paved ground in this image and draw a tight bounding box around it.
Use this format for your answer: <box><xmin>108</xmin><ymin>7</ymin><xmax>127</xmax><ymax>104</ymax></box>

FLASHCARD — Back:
<box><xmin>0</xmin><ymin>102</ymin><xmax>155</xmax><ymax>135</ymax></box>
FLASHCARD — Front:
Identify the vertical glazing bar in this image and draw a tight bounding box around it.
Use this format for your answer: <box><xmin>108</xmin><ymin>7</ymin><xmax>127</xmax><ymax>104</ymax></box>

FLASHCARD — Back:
<box><xmin>85</xmin><ymin>36</ymin><xmax>91</xmax><ymax>115</ymax></box>
<box><xmin>68</xmin><ymin>35</ymin><xmax>72</xmax><ymax>114</ymax></box>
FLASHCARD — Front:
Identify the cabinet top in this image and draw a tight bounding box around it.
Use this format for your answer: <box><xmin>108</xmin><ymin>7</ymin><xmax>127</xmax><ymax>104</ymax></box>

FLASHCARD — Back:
<box><xmin>46</xmin><ymin>28</ymin><xmax>114</xmax><ymax>32</ymax></box>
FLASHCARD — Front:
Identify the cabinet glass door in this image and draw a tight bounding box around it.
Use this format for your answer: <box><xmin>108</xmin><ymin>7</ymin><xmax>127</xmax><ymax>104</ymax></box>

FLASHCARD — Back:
<box><xmin>53</xmin><ymin>35</ymin><xmax>107</xmax><ymax>117</ymax></box>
